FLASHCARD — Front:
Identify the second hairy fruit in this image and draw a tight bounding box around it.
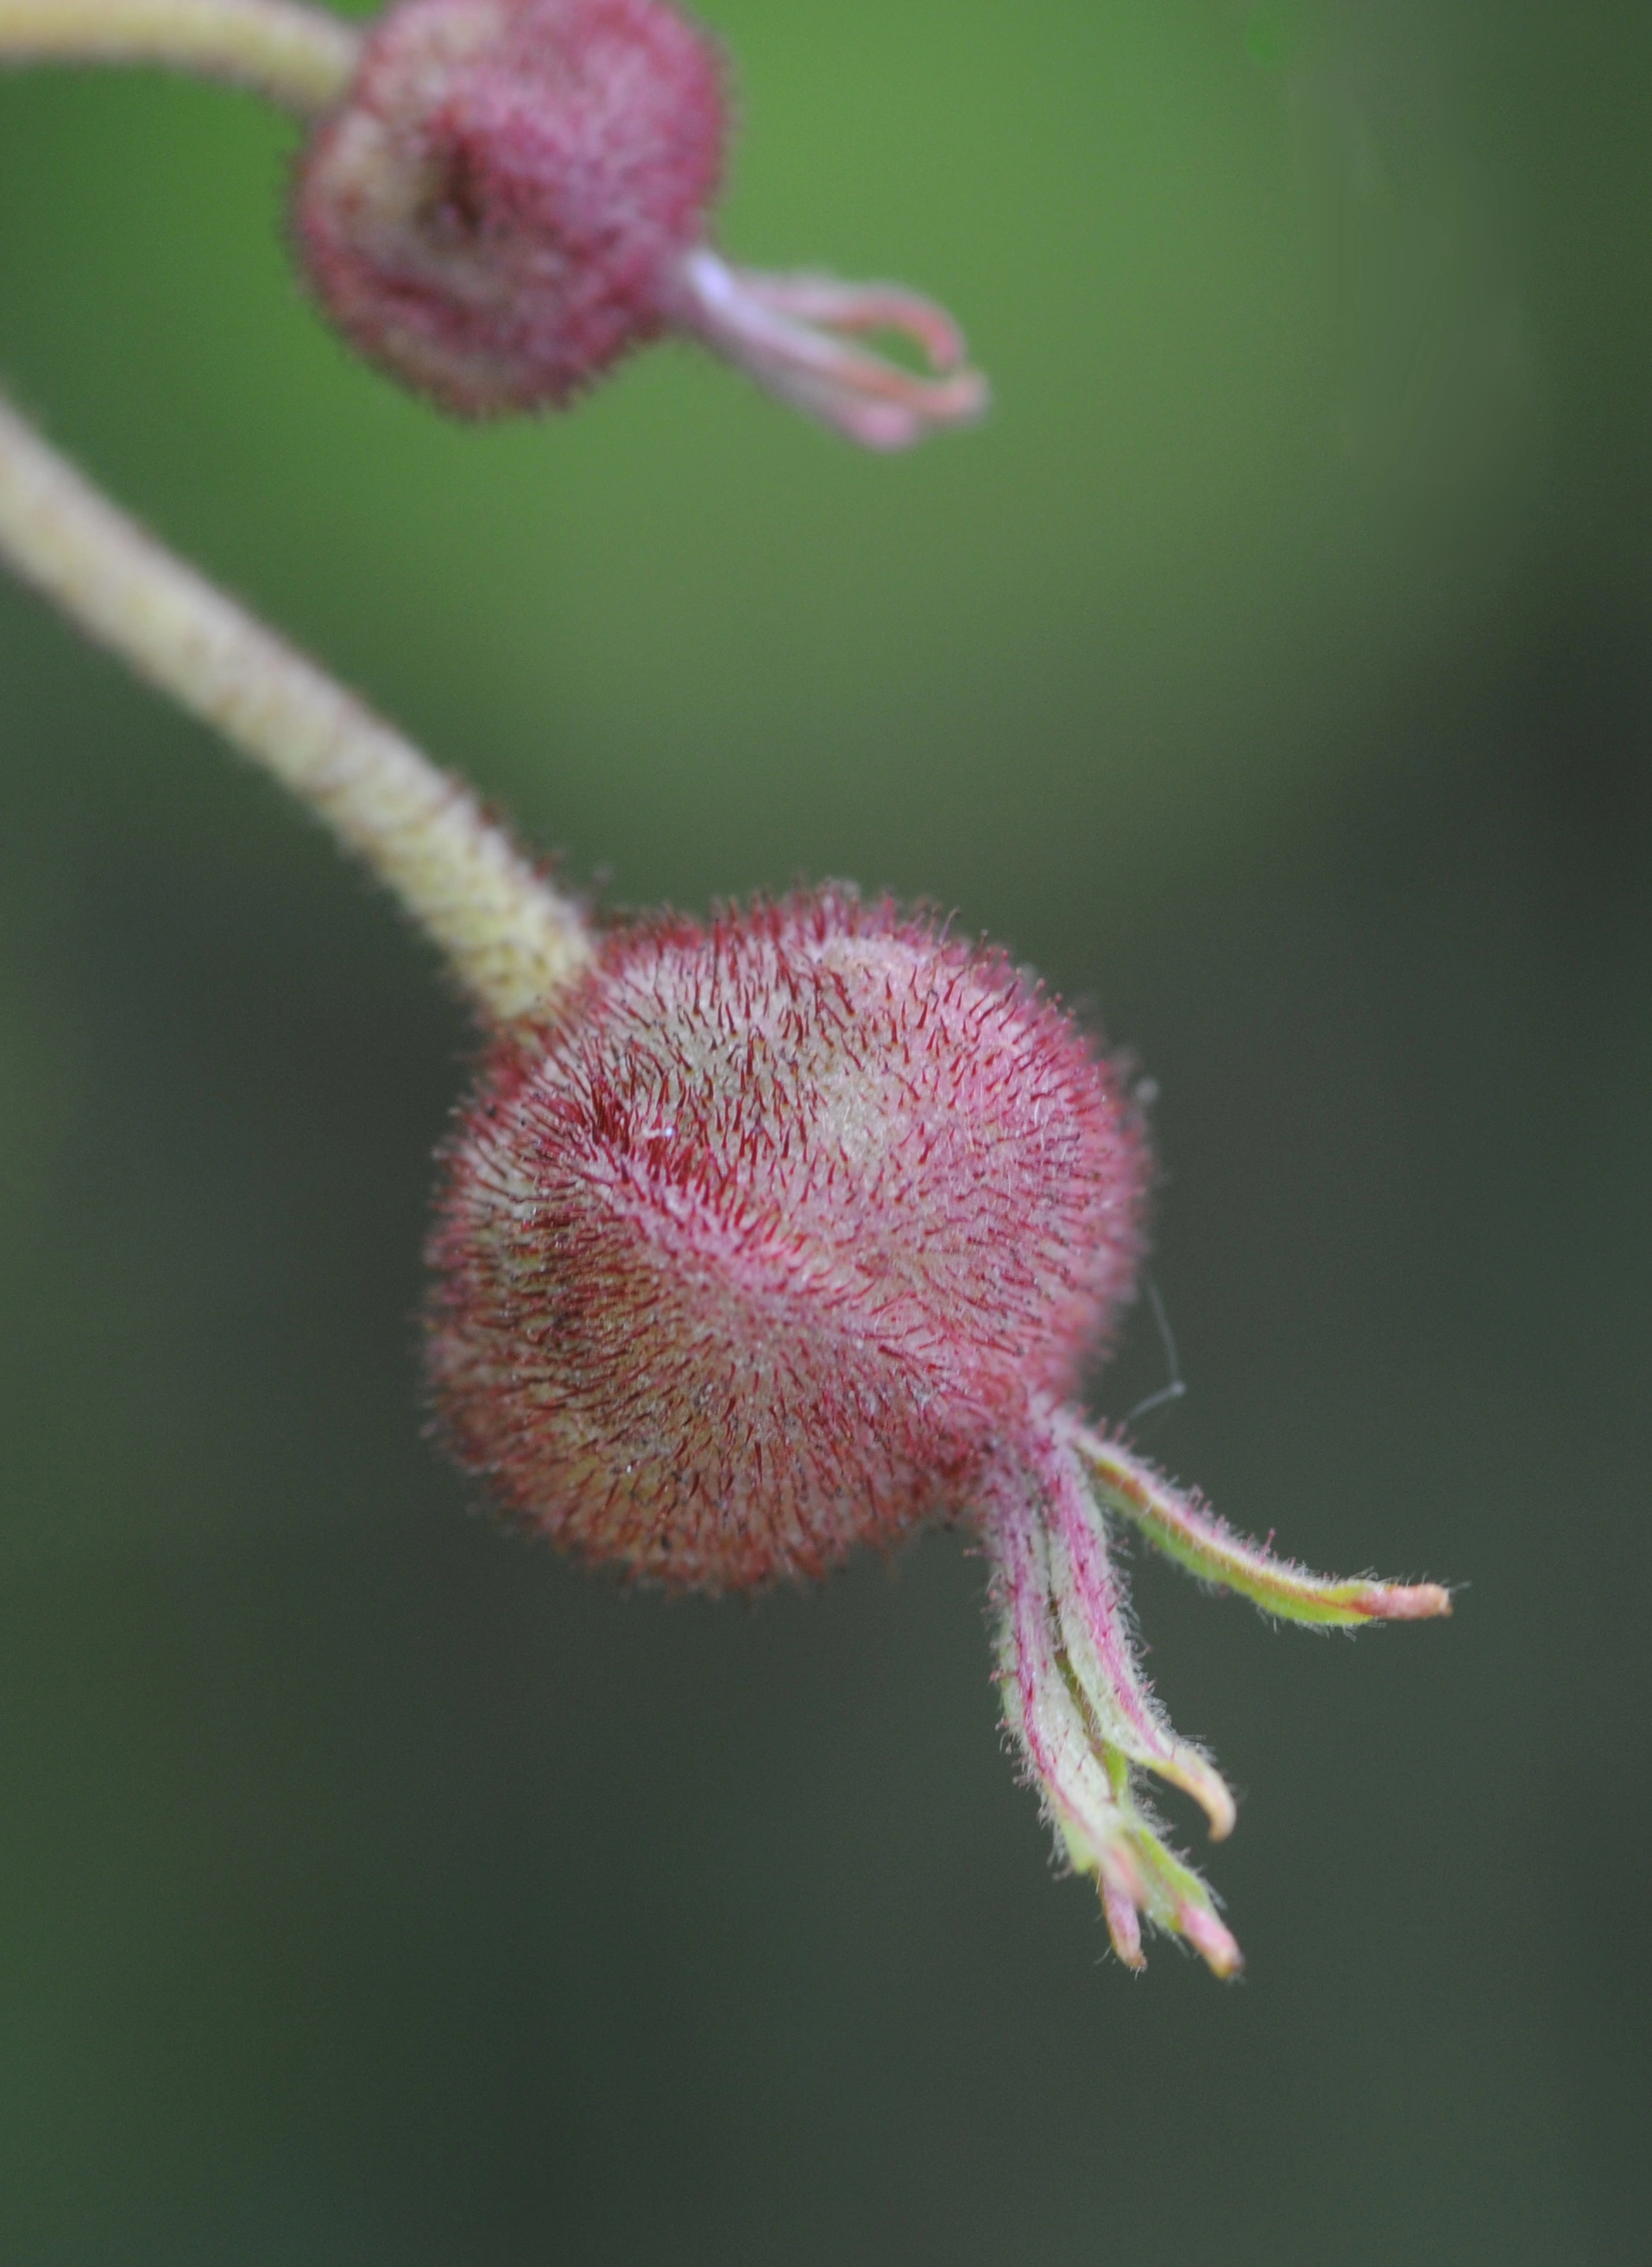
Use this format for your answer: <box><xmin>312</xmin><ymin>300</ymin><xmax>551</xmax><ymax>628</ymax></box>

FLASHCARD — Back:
<box><xmin>294</xmin><ymin>0</ymin><xmax>989</xmax><ymax>444</ymax></box>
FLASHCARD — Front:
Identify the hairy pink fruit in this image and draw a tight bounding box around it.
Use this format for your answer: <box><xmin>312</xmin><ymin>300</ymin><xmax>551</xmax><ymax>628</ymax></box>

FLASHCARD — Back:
<box><xmin>293</xmin><ymin>0</ymin><xmax>987</xmax><ymax>443</ymax></box>
<box><xmin>426</xmin><ymin>885</ymin><xmax>1449</xmax><ymax>1973</ymax></box>
<box><xmin>295</xmin><ymin>0</ymin><xmax>724</xmax><ymax>414</ymax></box>
<box><xmin>426</xmin><ymin>887</ymin><xmax>1145</xmax><ymax>1589</ymax></box>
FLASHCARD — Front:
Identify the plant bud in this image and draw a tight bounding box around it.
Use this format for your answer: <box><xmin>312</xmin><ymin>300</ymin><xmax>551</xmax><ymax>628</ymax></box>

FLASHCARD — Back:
<box><xmin>294</xmin><ymin>0</ymin><xmax>987</xmax><ymax>444</ymax></box>
<box><xmin>294</xmin><ymin>0</ymin><xmax>725</xmax><ymax>414</ymax></box>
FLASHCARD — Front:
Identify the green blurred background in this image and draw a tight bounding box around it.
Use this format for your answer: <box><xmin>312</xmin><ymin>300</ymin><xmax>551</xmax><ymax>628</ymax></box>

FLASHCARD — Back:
<box><xmin>1</xmin><ymin>2</ymin><xmax>1648</xmax><ymax>2258</ymax></box>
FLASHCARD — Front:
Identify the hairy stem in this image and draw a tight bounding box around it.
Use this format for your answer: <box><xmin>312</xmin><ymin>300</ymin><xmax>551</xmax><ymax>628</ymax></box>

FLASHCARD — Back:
<box><xmin>0</xmin><ymin>0</ymin><xmax>358</xmax><ymax>114</ymax></box>
<box><xmin>0</xmin><ymin>393</ymin><xmax>591</xmax><ymax>1020</ymax></box>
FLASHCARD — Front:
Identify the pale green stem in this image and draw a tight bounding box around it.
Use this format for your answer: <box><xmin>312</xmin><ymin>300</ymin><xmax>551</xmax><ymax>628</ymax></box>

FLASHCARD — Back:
<box><xmin>0</xmin><ymin>0</ymin><xmax>358</xmax><ymax>114</ymax></box>
<box><xmin>0</xmin><ymin>393</ymin><xmax>592</xmax><ymax>1021</ymax></box>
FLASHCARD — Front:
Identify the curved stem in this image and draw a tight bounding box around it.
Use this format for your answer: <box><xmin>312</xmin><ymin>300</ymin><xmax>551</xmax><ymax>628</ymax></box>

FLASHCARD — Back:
<box><xmin>0</xmin><ymin>393</ymin><xmax>591</xmax><ymax>1022</ymax></box>
<box><xmin>0</xmin><ymin>0</ymin><xmax>359</xmax><ymax>115</ymax></box>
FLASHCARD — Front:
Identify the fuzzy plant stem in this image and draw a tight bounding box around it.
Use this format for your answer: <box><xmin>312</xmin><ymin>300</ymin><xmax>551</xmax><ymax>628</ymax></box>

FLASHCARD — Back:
<box><xmin>0</xmin><ymin>392</ymin><xmax>591</xmax><ymax>1020</ymax></box>
<box><xmin>0</xmin><ymin>0</ymin><xmax>358</xmax><ymax>112</ymax></box>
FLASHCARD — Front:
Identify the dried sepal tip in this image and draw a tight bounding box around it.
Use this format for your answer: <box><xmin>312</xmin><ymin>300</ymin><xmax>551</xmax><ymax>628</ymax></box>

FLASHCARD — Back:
<box><xmin>671</xmin><ymin>251</ymin><xmax>989</xmax><ymax>451</ymax></box>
